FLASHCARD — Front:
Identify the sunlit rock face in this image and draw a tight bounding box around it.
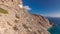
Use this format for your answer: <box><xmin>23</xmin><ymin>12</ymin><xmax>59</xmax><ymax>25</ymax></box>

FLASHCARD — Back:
<box><xmin>0</xmin><ymin>0</ymin><xmax>52</xmax><ymax>34</ymax></box>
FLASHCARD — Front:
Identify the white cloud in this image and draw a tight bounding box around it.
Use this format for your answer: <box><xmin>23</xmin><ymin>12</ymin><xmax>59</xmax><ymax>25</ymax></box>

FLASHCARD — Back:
<box><xmin>24</xmin><ymin>6</ymin><xmax>31</xmax><ymax>10</ymax></box>
<box><xmin>19</xmin><ymin>4</ymin><xmax>23</xmax><ymax>8</ymax></box>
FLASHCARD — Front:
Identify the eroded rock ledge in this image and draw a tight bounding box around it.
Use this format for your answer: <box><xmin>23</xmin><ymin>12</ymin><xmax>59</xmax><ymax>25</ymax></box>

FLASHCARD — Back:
<box><xmin>0</xmin><ymin>0</ymin><xmax>52</xmax><ymax>34</ymax></box>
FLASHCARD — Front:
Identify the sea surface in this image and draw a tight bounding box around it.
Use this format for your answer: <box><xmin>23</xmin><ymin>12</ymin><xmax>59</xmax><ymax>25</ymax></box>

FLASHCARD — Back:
<box><xmin>47</xmin><ymin>17</ymin><xmax>60</xmax><ymax>34</ymax></box>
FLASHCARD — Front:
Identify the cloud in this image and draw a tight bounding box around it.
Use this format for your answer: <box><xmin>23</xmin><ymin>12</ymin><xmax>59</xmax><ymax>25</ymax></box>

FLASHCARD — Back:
<box><xmin>24</xmin><ymin>6</ymin><xmax>31</xmax><ymax>10</ymax></box>
<box><xmin>19</xmin><ymin>4</ymin><xmax>23</xmax><ymax>8</ymax></box>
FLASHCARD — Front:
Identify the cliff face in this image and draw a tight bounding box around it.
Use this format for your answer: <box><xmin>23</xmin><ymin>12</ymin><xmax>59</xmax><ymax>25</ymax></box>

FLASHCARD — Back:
<box><xmin>0</xmin><ymin>0</ymin><xmax>52</xmax><ymax>34</ymax></box>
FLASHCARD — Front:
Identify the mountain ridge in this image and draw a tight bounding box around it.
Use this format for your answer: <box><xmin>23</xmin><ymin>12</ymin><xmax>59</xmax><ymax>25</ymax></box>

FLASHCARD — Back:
<box><xmin>0</xmin><ymin>0</ymin><xmax>52</xmax><ymax>34</ymax></box>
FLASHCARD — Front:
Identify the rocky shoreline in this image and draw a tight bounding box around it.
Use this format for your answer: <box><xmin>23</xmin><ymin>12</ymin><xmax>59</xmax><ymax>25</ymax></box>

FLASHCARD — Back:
<box><xmin>0</xmin><ymin>0</ymin><xmax>52</xmax><ymax>34</ymax></box>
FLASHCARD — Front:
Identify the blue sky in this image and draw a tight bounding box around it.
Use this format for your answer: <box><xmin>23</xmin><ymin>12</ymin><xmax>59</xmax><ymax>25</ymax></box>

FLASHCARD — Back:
<box><xmin>22</xmin><ymin>0</ymin><xmax>60</xmax><ymax>17</ymax></box>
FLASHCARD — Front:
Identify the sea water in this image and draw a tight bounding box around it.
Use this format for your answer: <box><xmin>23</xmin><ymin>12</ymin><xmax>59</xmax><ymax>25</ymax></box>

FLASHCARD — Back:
<box><xmin>47</xmin><ymin>17</ymin><xmax>60</xmax><ymax>34</ymax></box>
<box><xmin>48</xmin><ymin>25</ymin><xmax>60</xmax><ymax>34</ymax></box>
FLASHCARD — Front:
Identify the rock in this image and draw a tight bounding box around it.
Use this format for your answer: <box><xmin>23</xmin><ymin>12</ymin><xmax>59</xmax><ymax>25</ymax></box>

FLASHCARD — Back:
<box><xmin>0</xmin><ymin>0</ymin><xmax>52</xmax><ymax>34</ymax></box>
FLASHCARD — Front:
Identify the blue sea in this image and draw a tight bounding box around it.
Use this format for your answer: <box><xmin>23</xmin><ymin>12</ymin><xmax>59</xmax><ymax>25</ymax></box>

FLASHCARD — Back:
<box><xmin>47</xmin><ymin>17</ymin><xmax>60</xmax><ymax>34</ymax></box>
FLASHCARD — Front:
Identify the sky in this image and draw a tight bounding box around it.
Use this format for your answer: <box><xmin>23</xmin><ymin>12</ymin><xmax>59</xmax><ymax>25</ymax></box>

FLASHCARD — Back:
<box><xmin>22</xmin><ymin>0</ymin><xmax>60</xmax><ymax>17</ymax></box>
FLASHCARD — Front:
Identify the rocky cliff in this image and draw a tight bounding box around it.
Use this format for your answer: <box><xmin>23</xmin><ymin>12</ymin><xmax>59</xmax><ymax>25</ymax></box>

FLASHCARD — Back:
<box><xmin>0</xmin><ymin>0</ymin><xmax>52</xmax><ymax>34</ymax></box>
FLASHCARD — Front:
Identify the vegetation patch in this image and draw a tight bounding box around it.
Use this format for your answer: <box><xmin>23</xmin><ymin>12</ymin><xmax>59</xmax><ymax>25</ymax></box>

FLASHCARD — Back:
<box><xmin>0</xmin><ymin>8</ymin><xmax>8</xmax><ymax>14</ymax></box>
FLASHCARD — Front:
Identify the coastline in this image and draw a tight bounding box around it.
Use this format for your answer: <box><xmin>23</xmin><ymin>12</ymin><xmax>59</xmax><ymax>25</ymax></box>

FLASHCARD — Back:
<box><xmin>47</xmin><ymin>24</ymin><xmax>60</xmax><ymax>34</ymax></box>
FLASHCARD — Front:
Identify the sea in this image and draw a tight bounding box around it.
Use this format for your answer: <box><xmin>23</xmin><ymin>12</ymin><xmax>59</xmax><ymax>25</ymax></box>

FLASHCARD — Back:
<box><xmin>47</xmin><ymin>17</ymin><xmax>60</xmax><ymax>34</ymax></box>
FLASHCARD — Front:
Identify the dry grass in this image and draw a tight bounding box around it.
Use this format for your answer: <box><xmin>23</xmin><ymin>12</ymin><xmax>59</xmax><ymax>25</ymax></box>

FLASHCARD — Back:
<box><xmin>0</xmin><ymin>8</ymin><xmax>8</xmax><ymax>14</ymax></box>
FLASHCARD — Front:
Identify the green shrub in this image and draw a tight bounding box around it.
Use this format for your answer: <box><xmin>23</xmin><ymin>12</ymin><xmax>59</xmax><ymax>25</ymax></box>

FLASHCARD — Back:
<box><xmin>0</xmin><ymin>8</ymin><xmax>8</xmax><ymax>14</ymax></box>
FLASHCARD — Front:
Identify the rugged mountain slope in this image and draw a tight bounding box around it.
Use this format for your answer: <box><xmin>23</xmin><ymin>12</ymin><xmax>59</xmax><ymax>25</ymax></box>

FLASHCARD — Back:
<box><xmin>0</xmin><ymin>0</ymin><xmax>52</xmax><ymax>34</ymax></box>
